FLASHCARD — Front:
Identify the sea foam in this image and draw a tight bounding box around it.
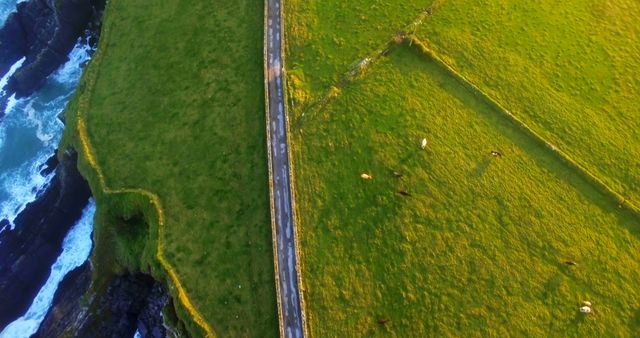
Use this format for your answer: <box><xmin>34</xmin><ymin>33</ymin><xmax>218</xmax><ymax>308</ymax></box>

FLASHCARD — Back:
<box><xmin>0</xmin><ymin>42</ymin><xmax>91</xmax><ymax>231</ymax></box>
<box><xmin>0</xmin><ymin>199</ymin><xmax>95</xmax><ymax>338</ymax></box>
<box><xmin>0</xmin><ymin>0</ymin><xmax>19</xmax><ymax>25</ymax></box>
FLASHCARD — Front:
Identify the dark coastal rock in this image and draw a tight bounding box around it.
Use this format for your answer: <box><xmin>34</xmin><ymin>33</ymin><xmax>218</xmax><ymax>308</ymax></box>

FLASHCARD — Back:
<box><xmin>0</xmin><ymin>219</ymin><xmax>9</xmax><ymax>233</ymax></box>
<box><xmin>137</xmin><ymin>283</ymin><xmax>170</xmax><ymax>338</ymax></box>
<box><xmin>32</xmin><ymin>261</ymin><xmax>93</xmax><ymax>338</ymax></box>
<box><xmin>90</xmin><ymin>273</ymin><xmax>157</xmax><ymax>337</ymax></box>
<box><xmin>0</xmin><ymin>150</ymin><xmax>91</xmax><ymax>330</ymax></box>
<box><xmin>0</xmin><ymin>0</ymin><xmax>105</xmax><ymax>116</ymax></box>
<box><xmin>36</xmin><ymin>267</ymin><xmax>171</xmax><ymax>338</ymax></box>
<box><xmin>39</xmin><ymin>150</ymin><xmax>59</xmax><ymax>177</ymax></box>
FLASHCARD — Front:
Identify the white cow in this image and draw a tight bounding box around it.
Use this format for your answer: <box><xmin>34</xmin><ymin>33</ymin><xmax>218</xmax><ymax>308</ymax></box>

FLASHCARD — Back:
<box><xmin>580</xmin><ymin>306</ymin><xmax>592</xmax><ymax>314</ymax></box>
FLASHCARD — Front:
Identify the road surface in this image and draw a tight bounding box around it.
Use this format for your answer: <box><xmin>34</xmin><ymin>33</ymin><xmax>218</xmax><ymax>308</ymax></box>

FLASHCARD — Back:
<box><xmin>264</xmin><ymin>0</ymin><xmax>305</xmax><ymax>337</ymax></box>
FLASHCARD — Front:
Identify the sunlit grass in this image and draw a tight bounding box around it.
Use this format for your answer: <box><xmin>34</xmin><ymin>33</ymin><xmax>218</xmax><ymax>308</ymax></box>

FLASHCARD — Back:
<box><xmin>284</xmin><ymin>0</ymin><xmax>433</xmax><ymax>99</ymax></box>
<box><xmin>290</xmin><ymin>43</ymin><xmax>640</xmax><ymax>337</ymax></box>
<box><xmin>66</xmin><ymin>1</ymin><xmax>278</xmax><ymax>336</ymax></box>
<box><xmin>419</xmin><ymin>0</ymin><xmax>640</xmax><ymax>202</ymax></box>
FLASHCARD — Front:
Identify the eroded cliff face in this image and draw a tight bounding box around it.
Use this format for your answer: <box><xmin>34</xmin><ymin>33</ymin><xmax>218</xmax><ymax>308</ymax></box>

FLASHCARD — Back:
<box><xmin>0</xmin><ymin>0</ymin><xmax>104</xmax><ymax>116</ymax></box>
<box><xmin>0</xmin><ymin>150</ymin><xmax>91</xmax><ymax>329</ymax></box>
<box><xmin>34</xmin><ymin>263</ymin><xmax>175</xmax><ymax>338</ymax></box>
<box><xmin>32</xmin><ymin>261</ymin><xmax>93</xmax><ymax>337</ymax></box>
<box><xmin>0</xmin><ymin>1</ymin><xmax>181</xmax><ymax>336</ymax></box>
<box><xmin>0</xmin><ymin>149</ymin><xmax>177</xmax><ymax>335</ymax></box>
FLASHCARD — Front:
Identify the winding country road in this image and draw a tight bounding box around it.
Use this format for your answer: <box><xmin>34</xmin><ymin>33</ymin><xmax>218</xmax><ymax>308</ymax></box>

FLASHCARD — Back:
<box><xmin>264</xmin><ymin>0</ymin><xmax>305</xmax><ymax>337</ymax></box>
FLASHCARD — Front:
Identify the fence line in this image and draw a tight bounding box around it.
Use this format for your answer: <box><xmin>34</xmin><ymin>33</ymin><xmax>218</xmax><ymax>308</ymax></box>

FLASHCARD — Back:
<box><xmin>292</xmin><ymin>1</ymin><xmax>445</xmax><ymax>129</ymax></box>
<box><xmin>407</xmin><ymin>35</ymin><xmax>640</xmax><ymax>216</ymax></box>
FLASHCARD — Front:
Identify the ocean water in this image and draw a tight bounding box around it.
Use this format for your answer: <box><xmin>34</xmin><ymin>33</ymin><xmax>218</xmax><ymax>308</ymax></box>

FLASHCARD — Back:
<box><xmin>0</xmin><ymin>0</ymin><xmax>18</xmax><ymax>23</ymax></box>
<box><xmin>0</xmin><ymin>0</ymin><xmax>97</xmax><ymax>334</ymax></box>
<box><xmin>0</xmin><ymin>200</ymin><xmax>95</xmax><ymax>338</ymax></box>
<box><xmin>0</xmin><ymin>29</ymin><xmax>93</xmax><ymax>231</ymax></box>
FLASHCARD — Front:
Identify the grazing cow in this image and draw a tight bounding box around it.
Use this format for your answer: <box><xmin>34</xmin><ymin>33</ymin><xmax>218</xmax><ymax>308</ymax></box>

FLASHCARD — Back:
<box><xmin>398</xmin><ymin>190</ymin><xmax>412</xmax><ymax>197</ymax></box>
<box><xmin>421</xmin><ymin>138</ymin><xmax>428</xmax><ymax>149</ymax></box>
<box><xmin>563</xmin><ymin>260</ymin><xmax>577</xmax><ymax>266</ymax></box>
<box><xmin>378</xmin><ymin>318</ymin><xmax>390</xmax><ymax>325</ymax></box>
<box><xmin>490</xmin><ymin>150</ymin><xmax>502</xmax><ymax>157</ymax></box>
<box><xmin>361</xmin><ymin>173</ymin><xmax>372</xmax><ymax>180</ymax></box>
<box><xmin>393</xmin><ymin>171</ymin><xmax>403</xmax><ymax>178</ymax></box>
<box><xmin>580</xmin><ymin>306</ymin><xmax>592</xmax><ymax>314</ymax></box>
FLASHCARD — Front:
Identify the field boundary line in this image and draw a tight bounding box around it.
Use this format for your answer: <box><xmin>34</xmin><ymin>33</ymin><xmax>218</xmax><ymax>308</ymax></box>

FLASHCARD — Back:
<box><xmin>292</xmin><ymin>1</ymin><xmax>445</xmax><ymax>130</ymax></box>
<box><xmin>407</xmin><ymin>35</ymin><xmax>640</xmax><ymax>215</ymax></box>
<box><xmin>71</xmin><ymin>3</ymin><xmax>216</xmax><ymax>337</ymax></box>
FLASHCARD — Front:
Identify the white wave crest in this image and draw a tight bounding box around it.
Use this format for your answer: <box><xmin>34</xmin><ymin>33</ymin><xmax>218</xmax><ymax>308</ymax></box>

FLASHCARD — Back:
<box><xmin>0</xmin><ymin>0</ymin><xmax>19</xmax><ymax>26</ymax></box>
<box><xmin>0</xmin><ymin>57</ymin><xmax>24</xmax><ymax>92</ymax></box>
<box><xmin>0</xmin><ymin>156</ymin><xmax>55</xmax><ymax>229</ymax></box>
<box><xmin>0</xmin><ymin>41</ymin><xmax>91</xmax><ymax>230</ymax></box>
<box><xmin>0</xmin><ymin>199</ymin><xmax>95</xmax><ymax>338</ymax></box>
<box><xmin>53</xmin><ymin>42</ymin><xmax>92</xmax><ymax>84</ymax></box>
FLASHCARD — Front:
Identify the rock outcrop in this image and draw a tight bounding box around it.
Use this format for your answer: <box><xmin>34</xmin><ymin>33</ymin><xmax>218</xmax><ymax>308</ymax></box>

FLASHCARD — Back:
<box><xmin>32</xmin><ymin>261</ymin><xmax>93</xmax><ymax>338</ymax></box>
<box><xmin>0</xmin><ymin>2</ymin><xmax>177</xmax><ymax>336</ymax></box>
<box><xmin>34</xmin><ymin>265</ymin><xmax>172</xmax><ymax>338</ymax></box>
<box><xmin>0</xmin><ymin>150</ymin><xmax>171</xmax><ymax>336</ymax></box>
<box><xmin>0</xmin><ymin>149</ymin><xmax>91</xmax><ymax>330</ymax></box>
<box><xmin>0</xmin><ymin>0</ymin><xmax>105</xmax><ymax>116</ymax></box>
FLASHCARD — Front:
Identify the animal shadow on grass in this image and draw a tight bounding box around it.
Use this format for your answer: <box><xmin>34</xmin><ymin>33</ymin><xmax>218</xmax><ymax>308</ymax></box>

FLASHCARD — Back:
<box><xmin>471</xmin><ymin>158</ymin><xmax>491</xmax><ymax>177</ymax></box>
<box><xmin>572</xmin><ymin>308</ymin><xmax>590</xmax><ymax>325</ymax></box>
<box><xmin>632</xmin><ymin>308</ymin><xmax>640</xmax><ymax>333</ymax></box>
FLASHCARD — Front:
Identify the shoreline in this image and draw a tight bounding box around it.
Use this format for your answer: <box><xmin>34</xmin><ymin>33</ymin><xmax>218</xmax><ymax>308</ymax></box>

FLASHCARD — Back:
<box><xmin>0</xmin><ymin>1</ymin><xmax>170</xmax><ymax>335</ymax></box>
<box><xmin>0</xmin><ymin>150</ymin><xmax>91</xmax><ymax>330</ymax></box>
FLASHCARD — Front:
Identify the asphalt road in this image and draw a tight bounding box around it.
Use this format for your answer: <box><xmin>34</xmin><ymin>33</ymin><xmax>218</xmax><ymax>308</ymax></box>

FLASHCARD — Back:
<box><xmin>265</xmin><ymin>0</ymin><xmax>305</xmax><ymax>337</ymax></box>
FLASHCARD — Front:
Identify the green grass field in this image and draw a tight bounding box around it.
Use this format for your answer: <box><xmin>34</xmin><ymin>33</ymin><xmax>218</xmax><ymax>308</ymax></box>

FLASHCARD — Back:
<box><xmin>285</xmin><ymin>0</ymin><xmax>640</xmax><ymax>336</ymax></box>
<box><xmin>63</xmin><ymin>0</ymin><xmax>277</xmax><ymax>336</ymax></box>
<box><xmin>419</xmin><ymin>0</ymin><xmax>640</xmax><ymax>202</ymax></box>
<box><xmin>57</xmin><ymin>0</ymin><xmax>640</xmax><ymax>335</ymax></box>
<box><xmin>284</xmin><ymin>0</ymin><xmax>432</xmax><ymax>101</ymax></box>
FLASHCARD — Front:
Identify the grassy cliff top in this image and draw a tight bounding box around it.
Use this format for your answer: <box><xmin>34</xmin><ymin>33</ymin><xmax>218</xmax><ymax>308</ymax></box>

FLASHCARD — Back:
<box><xmin>64</xmin><ymin>0</ymin><xmax>277</xmax><ymax>336</ymax></box>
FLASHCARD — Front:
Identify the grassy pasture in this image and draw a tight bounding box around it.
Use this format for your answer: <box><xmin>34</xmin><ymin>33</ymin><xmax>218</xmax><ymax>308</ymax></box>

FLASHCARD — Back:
<box><xmin>64</xmin><ymin>0</ymin><xmax>278</xmax><ymax>336</ymax></box>
<box><xmin>419</xmin><ymin>0</ymin><xmax>640</xmax><ymax>202</ymax></box>
<box><xmin>284</xmin><ymin>0</ymin><xmax>435</xmax><ymax>103</ymax></box>
<box><xmin>285</xmin><ymin>1</ymin><xmax>640</xmax><ymax>335</ymax></box>
<box><xmin>290</xmin><ymin>42</ymin><xmax>640</xmax><ymax>337</ymax></box>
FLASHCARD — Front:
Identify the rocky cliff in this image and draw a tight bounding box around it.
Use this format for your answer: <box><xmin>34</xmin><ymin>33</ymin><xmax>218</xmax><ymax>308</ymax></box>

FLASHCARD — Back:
<box><xmin>0</xmin><ymin>0</ymin><xmax>104</xmax><ymax>117</ymax></box>
<box><xmin>0</xmin><ymin>150</ymin><xmax>91</xmax><ymax>329</ymax></box>
<box><xmin>34</xmin><ymin>262</ymin><xmax>173</xmax><ymax>338</ymax></box>
<box><xmin>0</xmin><ymin>1</ymin><xmax>177</xmax><ymax>336</ymax></box>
